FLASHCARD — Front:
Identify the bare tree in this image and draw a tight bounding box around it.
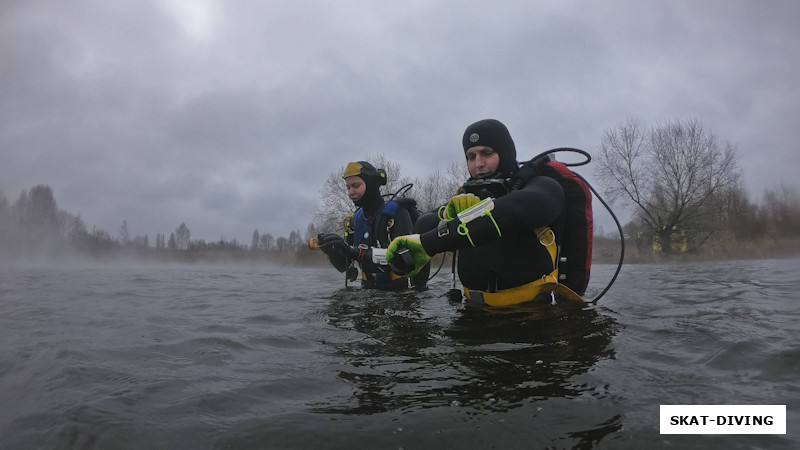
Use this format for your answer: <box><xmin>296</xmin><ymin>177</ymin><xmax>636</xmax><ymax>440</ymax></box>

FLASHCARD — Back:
<box><xmin>175</xmin><ymin>222</ymin><xmax>191</xmax><ymax>251</ymax></box>
<box><xmin>119</xmin><ymin>220</ymin><xmax>130</xmax><ymax>246</ymax></box>
<box><xmin>288</xmin><ymin>229</ymin><xmax>303</xmax><ymax>251</ymax></box>
<box><xmin>251</xmin><ymin>229</ymin><xmax>260</xmax><ymax>251</ymax></box>
<box><xmin>411</xmin><ymin>169</ymin><xmax>445</xmax><ymax>213</ymax></box>
<box><xmin>14</xmin><ymin>185</ymin><xmax>62</xmax><ymax>248</ymax></box>
<box><xmin>259</xmin><ymin>233</ymin><xmax>274</xmax><ymax>251</ymax></box>
<box><xmin>312</xmin><ymin>167</ymin><xmax>355</xmax><ymax>234</ymax></box>
<box><xmin>168</xmin><ymin>233</ymin><xmax>177</xmax><ymax>250</ymax></box>
<box><xmin>762</xmin><ymin>184</ymin><xmax>800</xmax><ymax>237</ymax></box>
<box><xmin>136</xmin><ymin>235</ymin><xmax>149</xmax><ymax>248</ymax></box>
<box><xmin>412</xmin><ymin>161</ymin><xmax>468</xmax><ymax>212</ymax></box>
<box><xmin>0</xmin><ymin>192</ymin><xmax>9</xmax><ymax>247</ymax></box>
<box><xmin>65</xmin><ymin>213</ymin><xmax>88</xmax><ymax>244</ymax></box>
<box><xmin>312</xmin><ymin>154</ymin><xmax>413</xmax><ymax>235</ymax></box>
<box><xmin>370</xmin><ymin>153</ymin><xmax>414</xmax><ymax>199</ymax></box>
<box><xmin>275</xmin><ymin>236</ymin><xmax>289</xmax><ymax>252</ymax></box>
<box><xmin>304</xmin><ymin>223</ymin><xmax>317</xmax><ymax>241</ymax></box>
<box><xmin>595</xmin><ymin>118</ymin><xmax>742</xmax><ymax>254</ymax></box>
<box><xmin>313</xmin><ymin>155</ymin><xmax>471</xmax><ymax>233</ymax></box>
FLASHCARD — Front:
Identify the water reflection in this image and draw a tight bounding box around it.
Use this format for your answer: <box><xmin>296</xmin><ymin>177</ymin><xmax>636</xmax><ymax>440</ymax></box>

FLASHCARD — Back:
<box><xmin>444</xmin><ymin>302</ymin><xmax>620</xmax><ymax>411</ymax></box>
<box><xmin>316</xmin><ymin>288</ymin><xmax>441</xmax><ymax>415</ymax></box>
<box><xmin>316</xmin><ymin>289</ymin><xmax>620</xmax><ymax>417</ymax></box>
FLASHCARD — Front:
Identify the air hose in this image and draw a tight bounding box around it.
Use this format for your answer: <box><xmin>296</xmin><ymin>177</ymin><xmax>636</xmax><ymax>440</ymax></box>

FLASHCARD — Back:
<box><xmin>521</xmin><ymin>148</ymin><xmax>624</xmax><ymax>304</ymax></box>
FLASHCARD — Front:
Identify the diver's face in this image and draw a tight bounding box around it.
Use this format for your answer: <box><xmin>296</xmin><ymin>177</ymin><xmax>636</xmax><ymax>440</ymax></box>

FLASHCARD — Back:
<box><xmin>345</xmin><ymin>176</ymin><xmax>367</xmax><ymax>202</ymax></box>
<box><xmin>466</xmin><ymin>146</ymin><xmax>499</xmax><ymax>179</ymax></box>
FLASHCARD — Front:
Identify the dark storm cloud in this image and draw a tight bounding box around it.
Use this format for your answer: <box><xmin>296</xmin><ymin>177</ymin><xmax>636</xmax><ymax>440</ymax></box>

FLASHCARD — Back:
<box><xmin>2</xmin><ymin>0</ymin><xmax>798</xmax><ymax>242</ymax></box>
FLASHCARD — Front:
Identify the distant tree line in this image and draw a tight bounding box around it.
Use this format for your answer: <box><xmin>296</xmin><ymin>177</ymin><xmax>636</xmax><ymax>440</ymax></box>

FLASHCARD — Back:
<box><xmin>0</xmin><ymin>185</ymin><xmax>113</xmax><ymax>258</ymax></box>
<box><xmin>596</xmin><ymin>118</ymin><xmax>800</xmax><ymax>259</ymax></box>
<box><xmin>3</xmin><ymin>118</ymin><xmax>798</xmax><ymax>263</ymax></box>
<box><xmin>0</xmin><ymin>185</ymin><xmax>321</xmax><ymax>262</ymax></box>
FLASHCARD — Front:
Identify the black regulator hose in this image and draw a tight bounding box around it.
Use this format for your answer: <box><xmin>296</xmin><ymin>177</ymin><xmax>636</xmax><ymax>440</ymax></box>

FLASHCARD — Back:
<box><xmin>522</xmin><ymin>147</ymin><xmax>592</xmax><ymax>167</ymax></box>
<box><xmin>522</xmin><ymin>148</ymin><xmax>625</xmax><ymax>304</ymax></box>
<box><xmin>575</xmin><ymin>171</ymin><xmax>625</xmax><ymax>304</ymax></box>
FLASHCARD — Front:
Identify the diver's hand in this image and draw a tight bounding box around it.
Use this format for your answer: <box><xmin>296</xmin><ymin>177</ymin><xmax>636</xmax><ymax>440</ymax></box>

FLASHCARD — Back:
<box><xmin>386</xmin><ymin>234</ymin><xmax>430</xmax><ymax>277</ymax></box>
<box><xmin>318</xmin><ymin>233</ymin><xmax>353</xmax><ymax>258</ymax></box>
<box><xmin>443</xmin><ymin>193</ymin><xmax>482</xmax><ymax>220</ymax></box>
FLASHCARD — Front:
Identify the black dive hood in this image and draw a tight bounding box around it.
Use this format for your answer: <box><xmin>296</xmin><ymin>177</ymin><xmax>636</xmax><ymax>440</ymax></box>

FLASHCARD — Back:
<box><xmin>343</xmin><ymin>161</ymin><xmax>387</xmax><ymax>208</ymax></box>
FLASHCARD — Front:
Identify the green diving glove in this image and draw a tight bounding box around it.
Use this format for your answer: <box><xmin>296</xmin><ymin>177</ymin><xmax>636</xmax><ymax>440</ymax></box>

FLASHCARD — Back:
<box><xmin>443</xmin><ymin>193</ymin><xmax>482</xmax><ymax>221</ymax></box>
<box><xmin>385</xmin><ymin>234</ymin><xmax>430</xmax><ymax>277</ymax></box>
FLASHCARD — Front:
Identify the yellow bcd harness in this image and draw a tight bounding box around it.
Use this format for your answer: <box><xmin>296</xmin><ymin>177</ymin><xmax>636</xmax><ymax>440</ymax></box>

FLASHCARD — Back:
<box><xmin>463</xmin><ymin>227</ymin><xmax>584</xmax><ymax>307</ymax></box>
<box><xmin>361</xmin><ymin>270</ymin><xmax>407</xmax><ymax>284</ymax></box>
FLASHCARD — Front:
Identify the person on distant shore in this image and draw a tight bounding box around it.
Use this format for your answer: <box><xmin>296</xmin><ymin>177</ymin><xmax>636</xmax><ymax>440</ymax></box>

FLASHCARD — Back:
<box><xmin>316</xmin><ymin>161</ymin><xmax>428</xmax><ymax>290</ymax></box>
<box><xmin>386</xmin><ymin>119</ymin><xmax>586</xmax><ymax>306</ymax></box>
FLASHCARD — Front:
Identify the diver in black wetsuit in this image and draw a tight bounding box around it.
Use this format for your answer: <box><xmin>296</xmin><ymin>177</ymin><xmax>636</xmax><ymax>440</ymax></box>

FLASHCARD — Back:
<box><xmin>387</xmin><ymin>119</ymin><xmax>580</xmax><ymax>306</ymax></box>
<box><xmin>317</xmin><ymin>161</ymin><xmax>428</xmax><ymax>291</ymax></box>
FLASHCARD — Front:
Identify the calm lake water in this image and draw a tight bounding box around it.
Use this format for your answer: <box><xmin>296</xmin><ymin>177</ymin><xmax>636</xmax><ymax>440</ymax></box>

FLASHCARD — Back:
<box><xmin>0</xmin><ymin>258</ymin><xmax>797</xmax><ymax>449</ymax></box>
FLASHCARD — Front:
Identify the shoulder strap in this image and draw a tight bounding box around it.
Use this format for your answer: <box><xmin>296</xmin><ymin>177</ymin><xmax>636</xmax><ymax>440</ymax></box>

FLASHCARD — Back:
<box><xmin>381</xmin><ymin>201</ymin><xmax>400</xmax><ymax>217</ymax></box>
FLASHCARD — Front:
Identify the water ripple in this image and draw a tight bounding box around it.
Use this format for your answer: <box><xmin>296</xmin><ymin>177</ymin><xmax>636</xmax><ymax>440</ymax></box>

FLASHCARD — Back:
<box><xmin>0</xmin><ymin>261</ymin><xmax>797</xmax><ymax>449</ymax></box>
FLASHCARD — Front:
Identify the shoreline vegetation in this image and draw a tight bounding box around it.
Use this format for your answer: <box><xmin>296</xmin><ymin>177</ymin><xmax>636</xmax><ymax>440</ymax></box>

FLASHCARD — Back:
<box><xmin>592</xmin><ymin>234</ymin><xmax>800</xmax><ymax>265</ymax></box>
<box><xmin>4</xmin><ymin>235</ymin><xmax>800</xmax><ymax>269</ymax></box>
<box><xmin>3</xmin><ymin>183</ymin><xmax>800</xmax><ymax>268</ymax></box>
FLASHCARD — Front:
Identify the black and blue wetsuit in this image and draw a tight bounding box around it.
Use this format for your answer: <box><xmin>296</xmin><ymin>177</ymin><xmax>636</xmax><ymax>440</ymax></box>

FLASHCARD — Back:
<box><xmin>348</xmin><ymin>199</ymin><xmax>415</xmax><ymax>289</ymax></box>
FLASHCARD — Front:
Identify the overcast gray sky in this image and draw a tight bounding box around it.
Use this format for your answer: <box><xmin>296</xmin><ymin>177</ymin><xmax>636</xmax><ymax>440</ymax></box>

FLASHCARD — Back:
<box><xmin>2</xmin><ymin>0</ymin><xmax>798</xmax><ymax>243</ymax></box>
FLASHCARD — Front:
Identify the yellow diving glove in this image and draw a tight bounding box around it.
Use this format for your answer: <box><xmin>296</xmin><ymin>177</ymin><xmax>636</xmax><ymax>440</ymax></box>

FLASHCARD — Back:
<box><xmin>385</xmin><ymin>234</ymin><xmax>430</xmax><ymax>277</ymax></box>
<box><xmin>442</xmin><ymin>193</ymin><xmax>482</xmax><ymax>221</ymax></box>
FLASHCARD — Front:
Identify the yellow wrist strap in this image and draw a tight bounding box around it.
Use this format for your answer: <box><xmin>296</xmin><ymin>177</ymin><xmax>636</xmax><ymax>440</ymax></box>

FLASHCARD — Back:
<box><xmin>438</xmin><ymin>205</ymin><xmax>449</xmax><ymax>221</ymax></box>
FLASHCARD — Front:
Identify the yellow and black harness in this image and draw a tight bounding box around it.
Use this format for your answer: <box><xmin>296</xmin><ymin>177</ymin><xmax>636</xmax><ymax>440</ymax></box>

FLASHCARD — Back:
<box><xmin>462</xmin><ymin>227</ymin><xmax>584</xmax><ymax>307</ymax></box>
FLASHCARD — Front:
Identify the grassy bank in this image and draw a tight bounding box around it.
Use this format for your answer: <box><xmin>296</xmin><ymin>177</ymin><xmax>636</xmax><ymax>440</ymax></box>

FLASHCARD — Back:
<box><xmin>594</xmin><ymin>234</ymin><xmax>800</xmax><ymax>264</ymax></box>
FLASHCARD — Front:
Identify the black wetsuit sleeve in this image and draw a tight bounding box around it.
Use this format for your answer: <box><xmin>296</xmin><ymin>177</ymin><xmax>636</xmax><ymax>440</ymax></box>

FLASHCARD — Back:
<box><xmin>322</xmin><ymin>230</ymin><xmax>353</xmax><ymax>273</ymax></box>
<box><xmin>414</xmin><ymin>210</ymin><xmax>441</xmax><ymax>235</ymax></box>
<box><xmin>419</xmin><ymin>176</ymin><xmax>565</xmax><ymax>255</ymax></box>
<box><xmin>325</xmin><ymin>249</ymin><xmax>350</xmax><ymax>272</ymax></box>
<box><xmin>491</xmin><ymin>175</ymin><xmax>565</xmax><ymax>232</ymax></box>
